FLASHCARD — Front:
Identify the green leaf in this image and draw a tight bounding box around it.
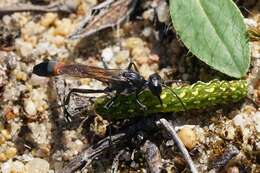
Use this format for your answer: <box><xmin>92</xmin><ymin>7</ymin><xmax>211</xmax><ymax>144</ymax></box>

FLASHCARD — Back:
<box><xmin>169</xmin><ymin>0</ymin><xmax>250</xmax><ymax>78</ymax></box>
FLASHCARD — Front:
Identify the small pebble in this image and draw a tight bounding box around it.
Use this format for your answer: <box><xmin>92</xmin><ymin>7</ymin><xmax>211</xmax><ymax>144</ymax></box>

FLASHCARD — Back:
<box><xmin>142</xmin><ymin>9</ymin><xmax>155</xmax><ymax>21</ymax></box>
<box><xmin>2</xmin><ymin>15</ymin><xmax>12</xmax><ymax>25</ymax></box>
<box><xmin>130</xmin><ymin>161</ymin><xmax>139</xmax><ymax>169</ymax></box>
<box><xmin>1</xmin><ymin>160</ymin><xmax>26</xmax><ymax>173</ymax></box>
<box><xmin>27</xmin><ymin>122</ymin><xmax>50</xmax><ymax>144</ymax></box>
<box><xmin>1</xmin><ymin>129</ymin><xmax>11</xmax><ymax>140</ymax></box>
<box><xmin>125</xmin><ymin>37</ymin><xmax>145</xmax><ymax>49</ymax></box>
<box><xmin>61</xmin><ymin>131</ymin><xmax>84</xmax><ymax>154</ymax></box>
<box><xmin>178</xmin><ymin>127</ymin><xmax>197</xmax><ymax>150</ymax></box>
<box><xmin>0</xmin><ymin>67</ymin><xmax>7</xmax><ymax>88</ymax></box>
<box><xmin>0</xmin><ymin>134</ymin><xmax>5</xmax><ymax>144</ymax></box>
<box><xmin>101</xmin><ymin>47</ymin><xmax>114</xmax><ymax>62</ymax></box>
<box><xmin>0</xmin><ymin>153</ymin><xmax>7</xmax><ymax>162</ymax></box>
<box><xmin>71</xmin><ymin>139</ymin><xmax>84</xmax><ymax>152</ymax></box>
<box><xmin>5</xmin><ymin>147</ymin><xmax>17</xmax><ymax>159</ymax></box>
<box><xmin>30</xmin><ymin>74</ymin><xmax>49</xmax><ymax>86</ymax></box>
<box><xmin>165</xmin><ymin>139</ymin><xmax>175</xmax><ymax>147</ymax></box>
<box><xmin>115</xmin><ymin>50</ymin><xmax>130</xmax><ymax>64</ymax></box>
<box><xmin>52</xmin><ymin>35</ymin><xmax>66</xmax><ymax>47</ymax></box>
<box><xmin>90</xmin><ymin>116</ymin><xmax>108</xmax><ymax>136</ymax></box>
<box><xmin>156</xmin><ymin>0</ymin><xmax>169</xmax><ymax>23</ymax></box>
<box><xmin>54</xmin><ymin>18</ymin><xmax>73</xmax><ymax>36</ymax></box>
<box><xmin>132</xmin><ymin>48</ymin><xmax>150</xmax><ymax>65</ymax></box>
<box><xmin>40</xmin><ymin>13</ymin><xmax>58</xmax><ymax>27</ymax></box>
<box><xmin>65</xmin><ymin>0</ymin><xmax>81</xmax><ymax>12</ymax></box>
<box><xmin>4</xmin><ymin>52</ymin><xmax>17</xmax><ymax>70</ymax></box>
<box><xmin>226</xmin><ymin>166</ymin><xmax>240</xmax><ymax>173</ymax></box>
<box><xmin>244</xmin><ymin>18</ymin><xmax>257</xmax><ymax>28</ymax></box>
<box><xmin>14</xmin><ymin>70</ymin><xmax>27</xmax><ymax>81</ymax></box>
<box><xmin>139</xmin><ymin>64</ymin><xmax>158</xmax><ymax>79</ymax></box>
<box><xmin>24</xmin><ymin>99</ymin><xmax>37</xmax><ymax>116</ymax></box>
<box><xmin>26</xmin><ymin>158</ymin><xmax>50</xmax><ymax>173</ymax></box>
<box><xmin>23</xmin><ymin>35</ymin><xmax>38</xmax><ymax>47</ymax></box>
<box><xmin>15</xmin><ymin>39</ymin><xmax>33</xmax><ymax>57</ymax></box>
<box><xmin>255</xmin><ymin>141</ymin><xmax>260</xmax><ymax>151</ymax></box>
<box><xmin>22</xmin><ymin>21</ymin><xmax>44</xmax><ymax>37</ymax></box>
<box><xmin>142</xmin><ymin>27</ymin><xmax>152</xmax><ymax>37</ymax></box>
<box><xmin>233</xmin><ymin>113</ymin><xmax>247</xmax><ymax>128</ymax></box>
<box><xmin>33</xmin><ymin>144</ymin><xmax>51</xmax><ymax>157</ymax></box>
<box><xmin>223</xmin><ymin>125</ymin><xmax>236</xmax><ymax>140</ymax></box>
<box><xmin>253</xmin><ymin>112</ymin><xmax>260</xmax><ymax>132</ymax></box>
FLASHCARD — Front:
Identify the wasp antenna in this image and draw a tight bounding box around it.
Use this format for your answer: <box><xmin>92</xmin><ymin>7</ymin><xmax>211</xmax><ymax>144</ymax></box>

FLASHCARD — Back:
<box><xmin>162</xmin><ymin>84</ymin><xmax>187</xmax><ymax>112</ymax></box>
<box><xmin>33</xmin><ymin>61</ymin><xmax>62</xmax><ymax>77</ymax></box>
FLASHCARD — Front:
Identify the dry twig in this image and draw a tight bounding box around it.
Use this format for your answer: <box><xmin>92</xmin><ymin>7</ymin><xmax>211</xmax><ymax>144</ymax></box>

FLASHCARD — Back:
<box><xmin>0</xmin><ymin>0</ymin><xmax>79</xmax><ymax>15</ymax></box>
<box><xmin>157</xmin><ymin>118</ymin><xmax>198</xmax><ymax>173</ymax></box>
<box><xmin>69</xmin><ymin>0</ymin><xmax>138</xmax><ymax>39</ymax></box>
<box><xmin>60</xmin><ymin>133</ymin><xmax>126</xmax><ymax>173</ymax></box>
<box><xmin>111</xmin><ymin>149</ymin><xmax>126</xmax><ymax>173</ymax></box>
<box><xmin>61</xmin><ymin>117</ymin><xmax>157</xmax><ymax>173</ymax></box>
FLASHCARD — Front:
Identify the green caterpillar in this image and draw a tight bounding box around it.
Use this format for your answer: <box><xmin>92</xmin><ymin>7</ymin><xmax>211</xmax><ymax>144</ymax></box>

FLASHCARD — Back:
<box><xmin>95</xmin><ymin>80</ymin><xmax>248</xmax><ymax>119</ymax></box>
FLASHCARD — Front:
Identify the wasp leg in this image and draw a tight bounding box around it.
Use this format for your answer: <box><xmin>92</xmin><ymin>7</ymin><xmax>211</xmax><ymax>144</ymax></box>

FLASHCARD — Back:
<box><xmin>64</xmin><ymin>88</ymin><xmax>110</xmax><ymax>106</ymax></box>
<box><xmin>63</xmin><ymin>88</ymin><xmax>111</xmax><ymax>121</ymax></box>
<box><xmin>136</xmin><ymin>91</ymin><xmax>147</xmax><ymax>110</ymax></box>
<box><xmin>101</xmin><ymin>57</ymin><xmax>109</xmax><ymax>69</ymax></box>
<box><xmin>127</xmin><ymin>62</ymin><xmax>139</xmax><ymax>72</ymax></box>
<box><xmin>104</xmin><ymin>94</ymin><xmax>119</xmax><ymax>110</ymax></box>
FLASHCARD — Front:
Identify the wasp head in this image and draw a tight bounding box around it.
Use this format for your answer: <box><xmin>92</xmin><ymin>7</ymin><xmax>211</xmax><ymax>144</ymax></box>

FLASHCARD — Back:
<box><xmin>148</xmin><ymin>73</ymin><xmax>163</xmax><ymax>105</ymax></box>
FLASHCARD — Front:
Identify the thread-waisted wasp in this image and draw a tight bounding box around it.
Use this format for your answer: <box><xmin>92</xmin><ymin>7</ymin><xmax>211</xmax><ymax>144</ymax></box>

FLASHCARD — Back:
<box><xmin>33</xmin><ymin>60</ymin><xmax>187</xmax><ymax>169</ymax></box>
<box><xmin>33</xmin><ymin>60</ymin><xmax>185</xmax><ymax>116</ymax></box>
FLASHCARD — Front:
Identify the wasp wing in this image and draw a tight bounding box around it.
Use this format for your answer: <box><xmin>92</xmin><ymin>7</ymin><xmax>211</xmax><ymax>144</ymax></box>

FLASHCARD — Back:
<box><xmin>33</xmin><ymin>61</ymin><xmax>127</xmax><ymax>83</ymax></box>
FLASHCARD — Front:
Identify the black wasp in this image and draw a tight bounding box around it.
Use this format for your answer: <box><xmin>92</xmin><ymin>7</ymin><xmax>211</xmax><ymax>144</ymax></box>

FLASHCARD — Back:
<box><xmin>33</xmin><ymin>60</ymin><xmax>185</xmax><ymax>114</ymax></box>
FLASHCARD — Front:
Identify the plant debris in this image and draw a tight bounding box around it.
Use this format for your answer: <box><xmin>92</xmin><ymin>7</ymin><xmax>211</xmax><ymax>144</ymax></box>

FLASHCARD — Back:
<box><xmin>69</xmin><ymin>0</ymin><xmax>138</xmax><ymax>39</ymax></box>
<box><xmin>0</xmin><ymin>0</ymin><xmax>80</xmax><ymax>15</ymax></box>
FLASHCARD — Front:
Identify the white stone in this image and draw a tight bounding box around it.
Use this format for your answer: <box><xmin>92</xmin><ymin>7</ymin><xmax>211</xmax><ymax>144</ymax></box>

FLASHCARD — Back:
<box><xmin>15</xmin><ymin>39</ymin><xmax>33</xmax><ymax>57</ymax></box>
<box><xmin>1</xmin><ymin>160</ymin><xmax>26</xmax><ymax>173</ymax></box>
<box><xmin>142</xmin><ymin>9</ymin><xmax>155</xmax><ymax>21</ymax></box>
<box><xmin>30</xmin><ymin>74</ymin><xmax>49</xmax><ymax>86</ymax></box>
<box><xmin>24</xmin><ymin>99</ymin><xmax>37</xmax><ymax>116</ymax></box>
<box><xmin>256</xmin><ymin>124</ymin><xmax>260</xmax><ymax>133</ymax></box>
<box><xmin>1</xmin><ymin>160</ymin><xmax>12</xmax><ymax>173</ymax></box>
<box><xmin>28</xmin><ymin>122</ymin><xmax>50</xmax><ymax>144</ymax></box>
<box><xmin>2</xmin><ymin>15</ymin><xmax>12</xmax><ymax>25</ymax></box>
<box><xmin>225</xmin><ymin>126</ymin><xmax>236</xmax><ymax>140</ymax></box>
<box><xmin>101</xmin><ymin>47</ymin><xmax>114</xmax><ymax>62</ymax></box>
<box><xmin>34</xmin><ymin>42</ymin><xmax>50</xmax><ymax>55</ymax></box>
<box><xmin>156</xmin><ymin>1</ymin><xmax>169</xmax><ymax>23</ymax></box>
<box><xmin>26</xmin><ymin>158</ymin><xmax>49</xmax><ymax>173</ymax></box>
<box><xmin>233</xmin><ymin>113</ymin><xmax>246</xmax><ymax>128</ymax></box>
<box><xmin>34</xmin><ymin>42</ymin><xmax>60</xmax><ymax>56</ymax></box>
<box><xmin>256</xmin><ymin>141</ymin><xmax>260</xmax><ymax>151</ymax></box>
<box><xmin>253</xmin><ymin>112</ymin><xmax>260</xmax><ymax>124</ymax></box>
<box><xmin>253</xmin><ymin>112</ymin><xmax>260</xmax><ymax>132</ymax></box>
<box><xmin>142</xmin><ymin>27</ymin><xmax>152</xmax><ymax>37</ymax></box>
<box><xmin>244</xmin><ymin>18</ymin><xmax>257</xmax><ymax>28</ymax></box>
